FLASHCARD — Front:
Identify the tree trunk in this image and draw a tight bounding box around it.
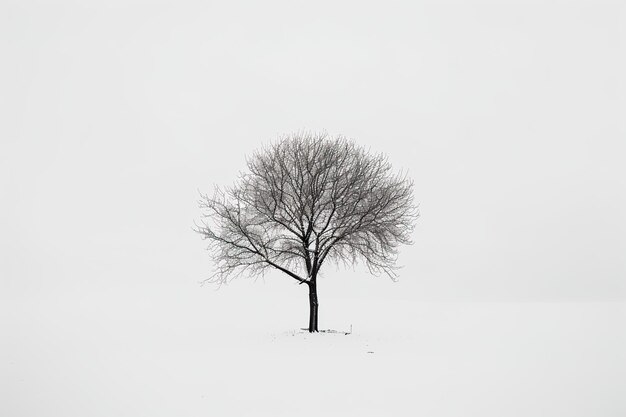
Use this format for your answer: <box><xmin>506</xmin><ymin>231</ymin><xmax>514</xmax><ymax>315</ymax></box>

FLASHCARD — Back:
<box><xmin>308</xmin><ymin>282</ymin><xmax>319</xmax><ymax>332</ymax></box>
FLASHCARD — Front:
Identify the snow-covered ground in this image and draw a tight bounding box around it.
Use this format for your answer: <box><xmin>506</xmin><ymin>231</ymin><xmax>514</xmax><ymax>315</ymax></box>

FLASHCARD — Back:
<box><xmin>3</xmin><ymin>287</ymin><xmax>624</xmax><ymax>417</ymax></box>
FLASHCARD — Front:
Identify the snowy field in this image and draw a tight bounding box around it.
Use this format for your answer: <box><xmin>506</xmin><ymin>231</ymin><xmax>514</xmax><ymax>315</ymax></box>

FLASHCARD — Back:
<box><xmin>3</xmin><ymin>286</ymin><xmax>624</xmax><ymax>417</ymax></box>
<box><xmin>2</xmin><ymin>1</ymin><xmax>625</xmax><ymax>416</ymax></box>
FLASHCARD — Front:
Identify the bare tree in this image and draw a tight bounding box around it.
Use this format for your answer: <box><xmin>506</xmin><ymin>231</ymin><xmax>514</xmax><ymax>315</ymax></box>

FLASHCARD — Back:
<box><xmin>195</xmin><ymin>132</ymin><xmax>418</xmax><ymax>332</ymax></box>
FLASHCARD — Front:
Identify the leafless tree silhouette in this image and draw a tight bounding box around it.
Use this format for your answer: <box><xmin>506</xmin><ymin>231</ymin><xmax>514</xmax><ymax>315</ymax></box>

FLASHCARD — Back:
<box><xmin>195</xmin><ymin>132</ymin><xmax>419</xmax><ymax>332</ymax></box>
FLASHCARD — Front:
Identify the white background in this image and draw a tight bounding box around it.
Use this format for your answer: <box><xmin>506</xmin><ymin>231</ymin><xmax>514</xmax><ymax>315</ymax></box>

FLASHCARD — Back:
<box><xmin>2</xmin><ymin>1</ymin><xmax>625</xmax><ymax>416</ymax></box>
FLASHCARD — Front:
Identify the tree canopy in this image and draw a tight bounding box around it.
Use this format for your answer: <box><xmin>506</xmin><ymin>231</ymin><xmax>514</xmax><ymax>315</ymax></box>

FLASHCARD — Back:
<box><xmin>195</xmin><ymin>132</ymin><xmax>418</xmax><ymax>331</ymax></box>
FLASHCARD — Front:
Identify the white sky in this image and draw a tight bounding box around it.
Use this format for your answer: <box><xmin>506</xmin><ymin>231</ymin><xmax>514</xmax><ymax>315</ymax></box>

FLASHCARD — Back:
<box><xmin>1</xmin><ymin>0</ymin><xmax>625</xmax><ymax>302</ymax></box>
